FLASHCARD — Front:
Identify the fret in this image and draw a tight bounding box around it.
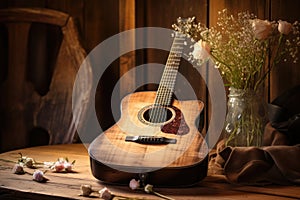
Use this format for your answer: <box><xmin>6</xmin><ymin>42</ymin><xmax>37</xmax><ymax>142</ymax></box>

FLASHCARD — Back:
<box><xmin>166</xmin><ymin>57</ymin><xmax>181</xmax><ymax>61</ymax></box>
<box><xmin>166</xmin><ymin>60</ymin><xmax>181</xmax><ymax>64</ymax></box>
<box><xmin>171</xmin><ymin>45</ymin><xmax>183</xmax><ymax>48</ymax></box>
<box><xmin>172</xmin><ymin>43</ymin><xmax>184</xmax><ymax>46</ymax></box>
<box><xmin>172</xmin><ymin>45</ymin><xmax>183</xmax><ymax>48</ymax></box>
<box><xmin>168</xmin><ymin>53</ymin><xmax>182</xmax><ymax>58</ymax></box>
<box><xmin>167</xmin><ymin>61</ymin><xmax>181</xmax><ymax>64</ymax></box>
<box><xmin>167</xmin><ymin>56</ymin><xmax>181</xmax><ymax>59</ymax></box>
<box><xmin>174</xmin><ymin>37</ymin><xmax>185</xmax><ymax>40</ymax></box>
<box><xmin>169</xmin><ymin>51</ymin><xmax>182</xmax><ymax>55</ymax></box>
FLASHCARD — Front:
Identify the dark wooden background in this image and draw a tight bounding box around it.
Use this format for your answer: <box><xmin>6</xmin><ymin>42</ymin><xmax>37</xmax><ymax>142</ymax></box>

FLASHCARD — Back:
<box><xmin>0</xmin><ymin>0</ymin><xmax>299</xmax><ymax>150</ymax></box>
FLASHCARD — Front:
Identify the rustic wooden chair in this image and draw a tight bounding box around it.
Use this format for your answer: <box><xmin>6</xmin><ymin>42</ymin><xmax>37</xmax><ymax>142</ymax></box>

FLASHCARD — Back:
<box><xmin>0</xmin><ymin>8</ymin><xmax>92</xmax><ymax>152</ymax></box>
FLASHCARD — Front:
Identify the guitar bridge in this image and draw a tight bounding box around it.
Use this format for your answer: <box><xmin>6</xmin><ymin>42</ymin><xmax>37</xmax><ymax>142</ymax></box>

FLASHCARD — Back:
<box><xmin>125</xmin><ymin>136</ymin><xmax>177</xmax><ymax>144</ymax></box>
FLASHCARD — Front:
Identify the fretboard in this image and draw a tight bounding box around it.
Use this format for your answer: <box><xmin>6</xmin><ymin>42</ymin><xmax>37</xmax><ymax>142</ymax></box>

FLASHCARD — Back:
<box><xmin>154</xmin><ymin>32</ymin><xmax>185</xmax><ymax>106</ymax></box>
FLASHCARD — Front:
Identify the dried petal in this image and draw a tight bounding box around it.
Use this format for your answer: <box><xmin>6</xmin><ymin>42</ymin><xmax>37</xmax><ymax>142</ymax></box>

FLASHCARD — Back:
<box><xmin>54</xmin><ymin>162</ymin><xmax>65</xmax><ymax>172</ymax></box>
<box><xmin>33</xmin><ymin>170</ymin><xmax>48</xmax><ymax>182</ymax></box>
<box><xmin>80</xmin><ymin>184</ymin><xmax>93</xmax><ymax>196</ymax></box>
<box><xmin>64</xmin><ymin>162</ymin><xmax>73</xmax><ymax>172</ymax></box>
<box><xmin>25</xmin><ymin>157</ymin><xmax>34</xmax><ymax>168</ymax></box>
<box><xmin>129</xmin><ymin>179</ymin><xmax>140</xmax><ymax>190</ymax></box>
<box><xmin>12</xmin><ymin>163</ymin><xmax>25</xmax><ymax>174</ymax></box>
<box><xmin>99</xmin><ymin>187</ymin><xmax>112</xmax><ymax>200</ymax></box>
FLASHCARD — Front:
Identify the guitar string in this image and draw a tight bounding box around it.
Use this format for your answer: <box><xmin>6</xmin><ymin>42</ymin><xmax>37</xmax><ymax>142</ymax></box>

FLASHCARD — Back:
<box><xmin>153</xmin><ymin>48</ymin><xmax>178</xmax><ymax>122</ymax></box>
<box><xmin>156</xmin><ymin>56</ymin><xmax>180</xmax><ymax>123</ymax></box>
<box><xmin>155</xmin><ymin>36</ymin><xmax>184</xmax><ymax>123</ymax></box>
<box><xmin>150</xmin><ymin>34</ymin><xmax>185</xmax><ymax>124</ymax></box>
<box><xmin>157</xmin><ymin>36</ymin><xmax>184</xmax><ymax>123</ymax></box>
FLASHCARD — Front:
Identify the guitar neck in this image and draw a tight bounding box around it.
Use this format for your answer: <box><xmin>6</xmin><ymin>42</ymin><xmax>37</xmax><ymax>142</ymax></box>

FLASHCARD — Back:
<box><xmin>155</xmin><ymin>32</ymin><xmax>185</xmax><ymax>106</ymax></box>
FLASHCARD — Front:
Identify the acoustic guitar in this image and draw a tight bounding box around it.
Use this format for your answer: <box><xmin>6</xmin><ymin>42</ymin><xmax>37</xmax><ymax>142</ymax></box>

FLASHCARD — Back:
<box><xmin>89</xmin><ymin>28</ymin><xmax>208</xmax><ymax>187</ymax></box>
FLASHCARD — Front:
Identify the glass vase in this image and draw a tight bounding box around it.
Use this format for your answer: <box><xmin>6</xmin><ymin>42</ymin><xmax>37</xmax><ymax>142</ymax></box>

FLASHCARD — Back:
<box><xmin>223</xmin><ymin>87</ymin><xmax>267</xmax><ymax>147</ymax></box>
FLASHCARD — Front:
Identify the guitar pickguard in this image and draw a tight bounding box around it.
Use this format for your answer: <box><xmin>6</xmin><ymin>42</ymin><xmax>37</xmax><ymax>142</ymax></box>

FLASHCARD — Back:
<box><xmin>161</xmin><ymin>105</ymin><xmax>189</xmax><ymax>135</ymax></box>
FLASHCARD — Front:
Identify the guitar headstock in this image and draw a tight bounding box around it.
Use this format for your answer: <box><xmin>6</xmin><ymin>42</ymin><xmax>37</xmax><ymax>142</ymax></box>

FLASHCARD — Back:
<box><xmin>172</xmin><ymin>17</ymin><xmax>203</xmax><ymax>42</ymax></box>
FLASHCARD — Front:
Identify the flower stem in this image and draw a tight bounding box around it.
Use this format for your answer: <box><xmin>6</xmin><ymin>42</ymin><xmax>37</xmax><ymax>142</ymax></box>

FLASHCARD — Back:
<box><xmin>254</xmin><ymin>34</ymin><xmax>284</xmax><ymax>91</ymax></box>
<box><xmin>210</xmin><ymin>52</ymin><xmax>233</xmax><ymax>72</ymax></box>
<box><xmin>153</xmin><ymin>191</ymin><xmax>175</xmax><ymax>200</ymax></box>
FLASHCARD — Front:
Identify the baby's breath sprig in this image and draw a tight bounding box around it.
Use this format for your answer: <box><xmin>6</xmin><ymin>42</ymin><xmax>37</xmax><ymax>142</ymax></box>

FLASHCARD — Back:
<box><xmin>174</xmin><ymin>9</ymin><xmax>300</xmax><ymax>91</ymax></box>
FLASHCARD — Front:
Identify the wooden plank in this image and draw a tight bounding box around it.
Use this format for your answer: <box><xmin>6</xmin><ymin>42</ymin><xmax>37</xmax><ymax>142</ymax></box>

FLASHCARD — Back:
<box><xmin>0</xmin><ymin>144</ymin><xmax>299</xmax><ymax>200</ymax></box>
<box><xmin>134</xmin><ymin>0</ymin><xmax>147</xmax><ymax>94</ymax></box>
<box><xmin>0</xmin><ymin>8</ymin><xmax>69</xmax><ymax>26</ymax></box>
<box><xmin>0</xmin><ymin>22</ymin><xmax>31</xmax><ymax>152</ymax></box>
<box><xmin>84</xmin><ymin>0</ymin><xmax>121</xmax><ymax>131</ymax></box>
<box><xmin>269</xmin><ymin>0</ymin><xmax>300</xmax><ymax>101</ymax></box>
<box><xmin>119</xmin><ymin>0</ymin><xmax>136</xmax><ymax>98</ymax></box>
<box><xmin>209</xmin><ymin>0</ymin><xmax>268</xmax><ymax>22</ymax></box>
<box><xmin>83</xmin><ymin>0</ymin><xmax>120</xmax><ymax>52</ymax></box>
<box><xmin>0</xmin><ymin>24</ymin><xmax>7</xmax><ymax>84</ymax></box>
<box><xmin>0</xmin><ymin>0</ymin><xmax>8</xmax><ymax>8</ymax></box>
<box><xmin>202</xmin><ymin>176</ymin><xmax>300</xmax><ymax>199</ymax></box>
<box><xmin>5</xmin><ymin>0</ymin><xmax>46</xmax><ymax>7</ymax></box>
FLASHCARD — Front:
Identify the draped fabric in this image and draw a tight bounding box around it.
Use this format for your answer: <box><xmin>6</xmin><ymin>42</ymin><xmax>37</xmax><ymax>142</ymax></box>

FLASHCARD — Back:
<box><xmin>210</xmin><ymin>85</ymin><xmax>300</xmax><ymax>185</ymax></box>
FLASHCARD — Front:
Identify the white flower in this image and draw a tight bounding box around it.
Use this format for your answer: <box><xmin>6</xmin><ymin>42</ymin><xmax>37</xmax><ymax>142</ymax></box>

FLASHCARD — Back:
<box><xmin>251</xmin><ymin>19</ymin><xmax>272</xmax><ymax>40</ymax></box>
<box><xmin>99</xmin><ymin>187</ymin><xmax>112</xmax><ymax>200</ymax></box>
<box><xmin>54</xmin><ymin>161</ymin><xmax>65</xmax><ymax>172</ymax></box>
<box><xmin>33</xmin><ymin>170</ymin><xmax>48</xmax><ymax>182</ymax></box>
<box><xmin>24</xmin><ymin>157</ymin><xmax>34</xmax><ymax>168</ymax></box>
<box><xmin>144</xmin><ymin>184</ymin><xmax>154</xmax><ymax>194</ymax></box>
<box><xmin>12</xmin><ymin>163</ymin><xmax>25</xmax><ymax>174</ymax></box>
<box><xmin>192</xmin><ymin>40</ymin><xmax>211</xmax><ymax>62</ymax></box>
<box><xmin>278</xmin><ymin>20</ymin><xmax>292</xmax><ymax>35</ymax></box>
<box><xmin>129</xmin><ymin>179</ymin><xmax>140</xmax><ymax>190</ymax></box>
<box><xmin>64</xmin><ymin>162</ymin><xmax>73</xmax><ymax>172</ymax></box>
<box><xmin>51</xmin><ymin>158</ymin><xmax>74</xmax><ymax>172</ymax></box>
<box><xmin>80</xmin><ymin>184</ymin><xmax>93</xmax><ymax>197</ymax></box>
<box><xmin>18</xmin><ymin>154</ymin><xmax>35</xmax><ymax>168</ymax></box>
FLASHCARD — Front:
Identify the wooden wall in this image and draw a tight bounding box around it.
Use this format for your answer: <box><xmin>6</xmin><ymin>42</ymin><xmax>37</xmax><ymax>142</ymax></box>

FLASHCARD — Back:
<box><xmin>0</xmin><ymin>0</ymin><xmax>299</xmax><ymax>149</ymax></box>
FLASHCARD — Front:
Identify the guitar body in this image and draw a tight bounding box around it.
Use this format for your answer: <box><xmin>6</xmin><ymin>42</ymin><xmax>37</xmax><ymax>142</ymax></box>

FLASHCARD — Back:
<box><xmin>89</xmin><ymin>91</ymin><xmax>208</xmax><ymax>187</ymax></box>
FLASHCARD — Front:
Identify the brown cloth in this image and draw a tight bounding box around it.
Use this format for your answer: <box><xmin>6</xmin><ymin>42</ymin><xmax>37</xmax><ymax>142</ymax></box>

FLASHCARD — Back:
<box><xmin>212</xmin><ymin>123</ymin><xmax>300</xmax><ymax>185</ymax></box>
<box><xmin>210</xmin><ymin>85</ymin><xmax>300</xmax><ymax>185</ymax></box>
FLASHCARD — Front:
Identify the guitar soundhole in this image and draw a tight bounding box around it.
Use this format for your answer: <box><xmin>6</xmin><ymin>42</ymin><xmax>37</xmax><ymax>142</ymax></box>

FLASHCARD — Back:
<box><xmin>139</xmin><ymin>105</ymin><xmax>174</xmax><ymax>125</ymax></box>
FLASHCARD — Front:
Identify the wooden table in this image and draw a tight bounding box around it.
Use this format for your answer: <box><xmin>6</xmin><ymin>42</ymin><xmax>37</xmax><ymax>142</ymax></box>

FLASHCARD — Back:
<box><xmin>0</xmin><ymin>144</ymin><xmax>299</xmax><ymax>200</ymax></box>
